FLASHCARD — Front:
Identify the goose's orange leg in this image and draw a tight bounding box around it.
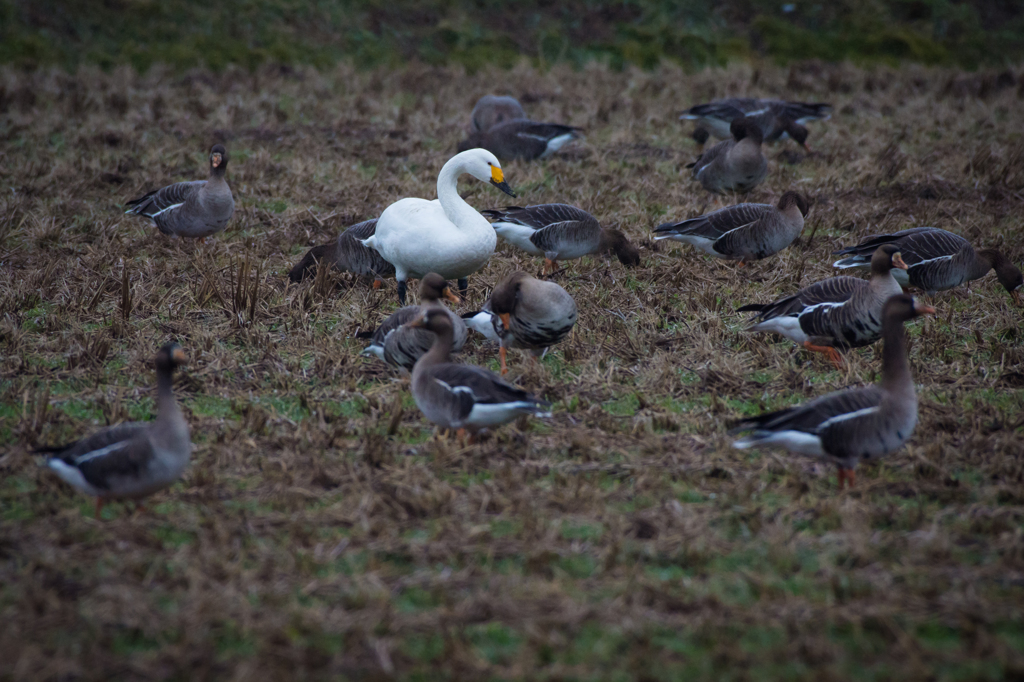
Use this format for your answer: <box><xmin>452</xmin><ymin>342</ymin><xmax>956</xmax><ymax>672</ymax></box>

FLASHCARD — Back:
<box><xmin>544</xmin><ymin>258</ymin><xmax>557</xmax><ymax>275</ymax></box>
<box><xmin>372</xmin><ymin>278</ymin><xmax>382</xmax><ymax>290</ymax></box>
<box><xmin>837</xmin><ymin>467</ymin><xmax>856</xmax><ymax>490</ymax></box>
<box><xmin>94</xmin><ymin>498</ymin><xmax>106</xmax><ymax>519</ymax></box>
<box><xmin>499</xmin><ymin>346</ymin><xmax>509</xmax><ymax>375</ymax></box>
<box><xmin>803</xmin><ymin>341</ymin><xmax>844</xmax><ymax>370</ymax></box>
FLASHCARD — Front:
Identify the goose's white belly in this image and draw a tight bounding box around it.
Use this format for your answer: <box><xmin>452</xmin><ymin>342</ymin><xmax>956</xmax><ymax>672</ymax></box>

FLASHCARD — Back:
<box><xmin>374</xmin><ymin>198</ymin><xmax>496</xmax><ymax>280</ymax></box>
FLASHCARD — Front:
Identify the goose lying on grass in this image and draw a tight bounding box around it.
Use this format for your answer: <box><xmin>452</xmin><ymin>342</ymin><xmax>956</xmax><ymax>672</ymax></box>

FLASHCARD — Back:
<box><xmin>483</xmin><ymin>204</ymin><xmax>640</xmax><ymax>273</ymax></box>
<box><xmin>458</xmin><ymin>119</ymin><xmax>583</xmax><ymax>162</ymax></box>
<box><xmin>464</xmin><ymin>271</ymin><xmax>577</xmax><ymax>375</ymax></box>
<box><xmin>406</xmin><ymin>308</ymin><xmax>551</xmax><ymax>442</ymax></box>
<box><xmin>654</xmin><ymin>191</ymin><xmax>809</xmax><ymax>265</ymax></box>
<box><xmin>470</xmin><ymin>95</ymin><xmax>526</xmax><ymax>132</ymax></box>
<box><xmin>361</xmin><ymin>273</ymin><xmax>467</xmax><ymax>374</ymax></box>
<box><xmin>361</xmin><ymin>149</ymin><xmax>516</xmax><ymax>305</ymax></box>
<box><xmin>732</xmin><ymin>294</ymin><xmax>934</xmax><ymax>490</ymax></box>
<box><xmin>38</xmin><ymin>344</ymin><xmax>191</xmax><ymax>518</ymax></box>
<box><xmin>126</xmin><ymin>145</ymin><xmax>234</xmax><ymax>239</ymax></box>
<box><xmin>738</xmin><ymin>245</ymin><xmax>907</xmax><ymax>368</ymax></box>
<box><xmin>833</xmin><ymin>227</ymin><xmax>1022</xmax><ymax>303</ymax></box>
<box><xmin>288</xmin><ymin>219</ymin><xmax>395</xmax><ymax>287</ymax></box>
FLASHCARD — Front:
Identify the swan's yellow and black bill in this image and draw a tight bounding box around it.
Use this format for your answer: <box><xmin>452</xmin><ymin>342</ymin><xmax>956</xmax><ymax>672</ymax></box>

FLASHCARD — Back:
<box><xmin>489</xmin><ymin>165</ymin><xmax>516</xmax><ymax>197</ymax></box>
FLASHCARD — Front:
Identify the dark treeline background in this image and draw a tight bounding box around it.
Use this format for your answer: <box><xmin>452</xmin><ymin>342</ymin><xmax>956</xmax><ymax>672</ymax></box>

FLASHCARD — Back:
<box><xmin>1</xmin><ymin>0</ymin><xmax>1021</xmax><ymax>73</ymax></box>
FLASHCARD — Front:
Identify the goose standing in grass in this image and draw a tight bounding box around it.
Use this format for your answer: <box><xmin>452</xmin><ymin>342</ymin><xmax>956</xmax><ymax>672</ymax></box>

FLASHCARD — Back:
<box><xmin>406</xmin><ymin>308</ymin><xmax>551</xmax><ymax>441</ymax></box>
<box><xmin>125</xmin><ymin>145</ymin><xmax>234</xmax><ymax>239</ymax></box>
<box><xmin>464</xmin><ymin>271</ymin><xmax>577</xmax><ymax>375</ymax></box>
<box><xmin>681</xmin><ymin>98</ymin><xmax>832</xmax><ymax>149</ymax></box>
<box><xmin>833</xmin><ymin>227</ymin><xmax>1022</xmax><ymax>303</ymax></box>
<box><xmin>38</xmin><ymin>344</ymin><xmax>191</xmax><ymax>518</ymax></box>
<box><xmin>653</xmin><ymin>191</ymin><xmax>809</xmax><ymax>265</ymax></box>
<box><xmin>361</xmin><ymin>149</ymin><xmax>515</xmax><ymax>305</ymax></box>
<box><xmin>288</xmin><ymin>219</ymin><xmax>395</xmax><ymax>287</ymax></box>
<box><xmin>731</xmin><ymin>294</ymin><xmax>934</xmax><ymax>490</ymax></box>
<box><xmin>458</xmin><ymin>119</ymin><xmax>583</xmax><ymax>162</ymax></box>
<box><xmin>471</xmin><ymin>95</ymin><xmax>526</xmax><ymax>132</ymax></box>
<box><xmin>482</xmin><ymin>204</ymin><xmax>640</xmax><ymax>273</ymax></box>
<box><xmin>738</xmin><ymin>245</ymin><xmax>908</xmax><ymax>367</ymax></box>
<box><xmin>361</xmin><ymin>273</ymin><xmax>467</xmax><ymax>373</ymax></box>
<box><xmin>688</xmin><ymin>118</ymin><xmax>768</xmax><ymax>194</ymax></box>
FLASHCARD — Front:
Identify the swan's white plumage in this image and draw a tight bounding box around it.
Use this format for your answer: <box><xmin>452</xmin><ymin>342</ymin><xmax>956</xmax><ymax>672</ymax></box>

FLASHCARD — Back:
<box><xmin>493</xmin><ymin>223</ymin><xmax>544</xmax><ymax>256</ymax></box>
<box><xmin>362</xmin><ymin>149</ymin><xmax>504</xmax><ymax>283</ymax></box>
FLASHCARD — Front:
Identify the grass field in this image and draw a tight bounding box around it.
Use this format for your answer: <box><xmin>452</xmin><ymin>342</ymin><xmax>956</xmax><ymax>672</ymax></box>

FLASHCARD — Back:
<box><xmin>1</xmin><ymin>61</ymin><xmax>1023</xmax><ymax>680</ymax></box>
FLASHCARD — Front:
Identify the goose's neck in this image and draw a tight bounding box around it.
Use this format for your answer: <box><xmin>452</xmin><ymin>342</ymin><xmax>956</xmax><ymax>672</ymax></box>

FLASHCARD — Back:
<box><xmin>417</xmin><ymin>326</ymin><xmax>455</xmax><ymax>372</ymax></box>
<box><xmin>880</xmin><ymin>318</ymin><xmax>912</xmax><ymax>392</ymax></box>
<box><xmin>156</xmin><ymin>369</ymin><xmax>181</xmax><ymax>423</ymax></box>
<box><xmin>436</xmin><ymin>159</ymin><xmax>478</xmax><ymax>227</ymax></box>
<box><xmin>966</xmin><ymin>249</ymin><xmax>995</xmax><ymax>281</ymax></box>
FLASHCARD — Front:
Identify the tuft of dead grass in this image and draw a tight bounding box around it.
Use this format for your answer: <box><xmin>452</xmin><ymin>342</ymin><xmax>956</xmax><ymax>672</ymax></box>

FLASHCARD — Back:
<box><xmin>0</xmin><ymin>60</ymin><xmax>1022</xmax><ymax>680</ymax></box>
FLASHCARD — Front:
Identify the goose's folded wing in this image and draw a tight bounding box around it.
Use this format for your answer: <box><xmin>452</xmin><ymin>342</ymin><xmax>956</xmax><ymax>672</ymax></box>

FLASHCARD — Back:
<box><xmin>732</xmin><ymin>386</ymin><xmax>883</xmax><ymax>435</ymax></box>
<box><xmin>41</xmin><ymin>422</ymin><xmax>153</xmax><ymax>490</ymax></box>
<box><xmin>892</xmin><ymin>228</ymin><xmax>968</xmax><ymax>264</ymax></box>
<box><xmin>342</xmin><ymin>219</ymin><xmax>378</xmax><ymax>241</ymax></box>
<box><xmin>483</xmin><ymin>204</ymin><xmax>593</xmax><ymax>229</ymax></box>
<box><xmin>513</xmin><ymin>122</ymin><xmax>582</xmax><ymax>142</ymax></box>
<box><xmin>689</xmin><ymin>140</ymin><xmax>729</xmax><ymax>170</ymax></box>
<box><xmin>429</xmin><ymin>364</ymin><xmax>546</xmax><ymax>406</ymax></box>
<box><xmin>369</xmin><ymin>305</ymin><xmax>422</xmax><ymax>345</ymax></box>
<box><xmin>681</xmin><ymin>102</ymin><xmax>747</xmax><ymax>121</ymax></box>
<box><xmin>125</xmin><ymin>181</ymin><xmax>205</xmax><ymax>216</ymax></box>
<box><xmin>529</xmin><ymin>219</ymin><xmax>595</xmax><ymax>252</ymax></box>
<box><xmin>776</xmin><ymin>101</ymin><xmax>833</xmax><ymax>122</ymax></box>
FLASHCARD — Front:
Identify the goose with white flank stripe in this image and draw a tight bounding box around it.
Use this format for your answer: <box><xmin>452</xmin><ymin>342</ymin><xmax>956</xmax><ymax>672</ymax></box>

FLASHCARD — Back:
<box><xmin>731</xmin><ymin>294</ymin><xmax>934</xmax><ymax>490</ymax></box>
<box><xmin>125</xmin><ymin>145</ymin><xmax>234</xmax><ymax>239</ymax></box>
<box><xmin>483</xmin><ymin>204</ymin><xmax>640</xmax><ymax>274</ymax></box>
<box><xmin>653</xmin><ymin>191</ymin><xmax>809</xmax><ymax>265</ymax></box>
<box><xmin>737</xmin><ymin>245</ymin><xmax>908</xmax><ymax>367</ymax></box>
<box><xmin>38</xmin><ymin>344</ymin><xmax>191</xmax><ymax>518</ymax></box>
<box><xmin>833</xmin><ymin>227</ymin><xmax>1022</xmax><ymax>303</ymax></box>
<box><xmin>361</xmin><ymin>273</ymin><xmax>467</xmax><ymax>374</ymax></box>
<box><xmin>406</xmin><ymin>308</ymin><xmax>551</xmax><ymax>442</ymax></box>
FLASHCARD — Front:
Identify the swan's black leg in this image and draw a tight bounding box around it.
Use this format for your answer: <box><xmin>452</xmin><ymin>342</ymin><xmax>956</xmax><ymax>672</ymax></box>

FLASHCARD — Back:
<box><xmin>457</xmin><ymin>277</ymin><xmax>469</xmax><ymax>298</ymax></box>
<box><xmin>397</xmin><ymin>280</ymin><xmax>407</xmax><ymax>305</ymax></box>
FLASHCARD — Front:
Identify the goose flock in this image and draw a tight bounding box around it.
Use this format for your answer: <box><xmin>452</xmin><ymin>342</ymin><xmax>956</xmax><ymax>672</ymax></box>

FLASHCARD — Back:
<box><xmin>38</xmin><ymin>92</ymin><xmax>1022</xmax><ymax>517</ymax></box>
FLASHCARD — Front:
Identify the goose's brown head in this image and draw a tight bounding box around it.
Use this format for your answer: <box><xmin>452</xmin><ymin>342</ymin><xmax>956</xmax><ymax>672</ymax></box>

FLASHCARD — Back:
<box><xmin>777</xmin><ymin>191</ymin><xmax>810</xmax><ymax>217</ymax></box>
<box><xmin>406</xmin><ymin>307</ymin><xmax>454</xmax><ymax>334</ymax></box>
<box><xmin>210</xmin><ymin>144</ymin><xmax>229</xmax><ymax>173</ymax></box>
<box><xmin>730</xmin><ymin>117</ymin><xmax>763</xmax><ymax>145</ymax></box>
<box><xmin>471</xmin><ymin>95</ymin><xmax>526</xmax><ymax>133</ymax></box>
<box><xmin>155</xmin><ymin>343</ymin><xmax>188</xmax><ymax>372</ymax></box>
<box><xmin>871</xmin><ymin>244</ymin><xmax>909</xmax><ymax>274</ymax></box>
<box><xmin>883</xmin><ymin>294</ymin><xmax>935</xmax><ymax>323</ymax></box>
<box><xmin>419</xmin><ymin>273</ymin><xmax>460</xmax><ymax>304</ymax></box>
<box><xmin>489</xmin><ymin>271</ymin><xmax>532</xmax><ymax>330</ymax></box>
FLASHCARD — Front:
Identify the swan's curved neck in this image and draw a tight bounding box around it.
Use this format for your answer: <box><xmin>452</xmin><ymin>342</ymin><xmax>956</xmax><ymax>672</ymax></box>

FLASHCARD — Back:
<box><xmin>436</xmin><ymin>159</ymin><xmax>479</xmax><ymax>227</ymax></box>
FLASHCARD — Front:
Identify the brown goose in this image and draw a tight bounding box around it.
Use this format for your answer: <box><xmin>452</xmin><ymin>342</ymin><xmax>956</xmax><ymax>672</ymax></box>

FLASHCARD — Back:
<box><xmin>361</xmin><ymin>273</ymin><xmax>467</xmax><ymax>373</ymax></box>
<box><xmin>458</xmin><ymin>119</ymin><xmax>583</xmax><ymax>162</ymax></box>
<box><xmin>653</xmin><ymin>191</ymin><xmax>809</xmax><ymax>264</ymax></box>
<box><xmin>38</xmin><ymin>344</ymin><xmax>191</xmax><ymax>518</ymax></box>
<box><xmin>471</xmin><ymin>95</ymin><xmax>526</xmax><ymax>132</ymax></box>
<box><xmin>833</xmin><ymin>227</ymin><xmax>1022</xmax><ymax>303</ymax></box>
<box><xmin>482</xmin><ymin>204</ymin><xmax>640</xmax><ymax>273</ymax></box>
<box><xmin>681</xmin><ymin>98</ymin><xmax>832</xmax><ymax>149</ymax></box>
<box><xmin>688</xmin><ymin>118</ymin><xmax>768</xmax><ymax>194</ymax></box>
<box><xmin>738</xmin><ymin>245</ymin><xmax>908</xmax><ymax>367</ymax></box>
<box><xmin>407</xmin><ymin>308</ymin><xmax>551</xmax><ymax>440</ymax></box>
<box><xmin>464</xmin><ymin>271</ymin><xmax>577</xmax><ymax>375</ymax></box>
<box><xmin>126</xmin><ymin>145</ymin><xmax>234</xmax><ymax>239</ymax></box>
<box><xmin>288</xmin><ymin>219</ymin><xmax>396</xmax><ymax>286</ymax></box>
<box><xmin>732</xmin><ymin>294</ymin><xmax>934</xmax><ymax>490</ymax></box>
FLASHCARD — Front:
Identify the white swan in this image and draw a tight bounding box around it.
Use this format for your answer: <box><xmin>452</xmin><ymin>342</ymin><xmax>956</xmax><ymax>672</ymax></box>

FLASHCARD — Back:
<box><xmin>361</xmin><ymin>148</ymin><xmax>516</xmax><ymax>304</ymax></box>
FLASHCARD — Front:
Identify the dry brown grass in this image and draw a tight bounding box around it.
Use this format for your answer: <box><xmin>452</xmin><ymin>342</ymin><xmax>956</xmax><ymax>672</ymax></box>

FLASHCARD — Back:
<box><xmin>1</xmin><ymin>60</ymin><xmax>1023</xmax><ymax>680</ymax></box>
